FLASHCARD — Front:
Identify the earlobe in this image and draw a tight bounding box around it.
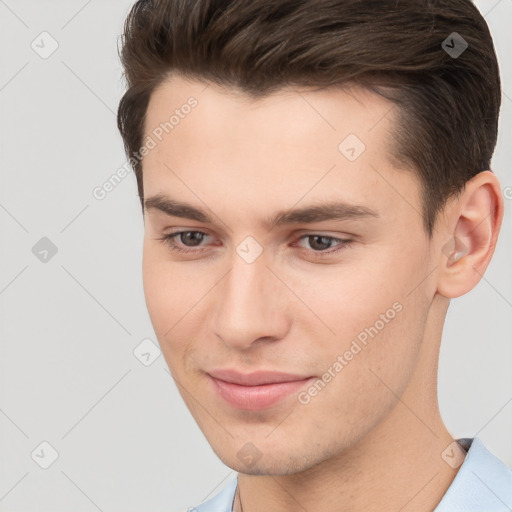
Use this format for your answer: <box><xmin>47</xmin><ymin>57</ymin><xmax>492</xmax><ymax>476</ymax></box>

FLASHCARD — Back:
<box><xmin>436</xmin><ymin>170</ymin><xmax>504</xmax><ymax>299</ymax></box>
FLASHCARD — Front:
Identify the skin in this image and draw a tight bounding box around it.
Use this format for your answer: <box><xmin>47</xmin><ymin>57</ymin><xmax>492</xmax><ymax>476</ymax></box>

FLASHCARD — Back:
<box><xmin>141</xmin><ymin>75</ymin><xmax>503</xmax><ymax>512</ymax></box>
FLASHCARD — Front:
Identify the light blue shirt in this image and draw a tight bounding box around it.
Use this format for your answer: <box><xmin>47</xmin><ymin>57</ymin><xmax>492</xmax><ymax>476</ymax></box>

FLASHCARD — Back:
<box><xmin>183</xmin><ymin>437</ymin><xmax>512</xmax><ymax>511</ymax></box>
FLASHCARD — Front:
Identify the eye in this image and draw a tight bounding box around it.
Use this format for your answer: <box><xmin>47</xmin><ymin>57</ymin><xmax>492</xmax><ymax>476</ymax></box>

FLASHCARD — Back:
<box><xmin>293</xmin><ymin>234</ymin><xmax>353</xmax><ymax>258</ymax></box>
<box><xmin>158</xmin><ymin>230</ymin><xmax>210</xmax><ymax>254</ymax></box>
<box><xmin>295</xmin><ymin>234</ymin><xmax>345</xmax><ymax>251</ymax></box>
<box><xmin>158</xmin><ymin>230</ymin><xmax>353</xmax><ymax>258</ymax></box>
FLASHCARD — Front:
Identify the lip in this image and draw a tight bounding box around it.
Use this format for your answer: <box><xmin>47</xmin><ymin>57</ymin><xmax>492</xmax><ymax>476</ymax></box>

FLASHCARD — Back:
<box><xmin>207</xmin><ymin>369</ymin><xmax>314</xmax><ymax>410</ymax></box>
<box><xmin>207</xmin><ymin>369</ymin><xmax>312</xmax><ymax>386</ymax></box>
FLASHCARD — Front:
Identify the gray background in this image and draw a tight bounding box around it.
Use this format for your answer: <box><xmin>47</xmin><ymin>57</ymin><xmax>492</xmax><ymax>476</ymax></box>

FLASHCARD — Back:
<box><xmin>0</xmin><ymin>1</ymin><xmax>511</xmax><ymax>511</ymax></box>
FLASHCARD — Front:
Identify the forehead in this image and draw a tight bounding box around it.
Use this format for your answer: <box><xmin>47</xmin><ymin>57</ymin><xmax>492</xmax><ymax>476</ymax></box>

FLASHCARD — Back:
<box><xmin>141</xmin><ymin>74</ymin><xmax>420</xmax><ymax>229</ymax></box>
<box><xmin>144</xmin><ymin>75</ymin><xmax>396</xmax><ymax>146</ymax></box>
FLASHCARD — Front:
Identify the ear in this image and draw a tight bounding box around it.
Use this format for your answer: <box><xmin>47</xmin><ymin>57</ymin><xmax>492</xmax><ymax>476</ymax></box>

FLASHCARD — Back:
<box><xmin>436</xmin><ymin>170</ymin><xmax>504</xmax><ymax>299</ymax></box>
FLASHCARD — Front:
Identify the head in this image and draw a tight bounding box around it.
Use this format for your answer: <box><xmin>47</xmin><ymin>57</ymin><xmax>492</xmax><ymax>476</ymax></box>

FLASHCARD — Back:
<box><xmin>117</xmin><ymin>0</ymin><xmax>504</xmax><ymax>475</ymax></box>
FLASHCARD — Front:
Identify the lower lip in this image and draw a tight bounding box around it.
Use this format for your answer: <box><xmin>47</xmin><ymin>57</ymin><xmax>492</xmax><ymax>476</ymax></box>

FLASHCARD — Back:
<box><xmin>208</xmin><ymin>375</ymin><xmax>314</xmax><ymax>411</ymax></box>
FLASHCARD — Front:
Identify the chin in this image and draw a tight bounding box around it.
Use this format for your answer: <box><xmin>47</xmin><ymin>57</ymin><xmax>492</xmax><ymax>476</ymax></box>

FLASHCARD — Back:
<box><xmin>211</xmin><ymin>441</ymin><xmax>318</xmax><ymax>476</ymax></box>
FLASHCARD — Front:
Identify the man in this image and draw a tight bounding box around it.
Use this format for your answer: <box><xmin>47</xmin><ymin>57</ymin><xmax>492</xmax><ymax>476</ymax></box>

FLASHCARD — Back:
<box><xmin>116</xmin><ymin>0</ymin><xmax>511</xmax><ymax>510</ymax></box>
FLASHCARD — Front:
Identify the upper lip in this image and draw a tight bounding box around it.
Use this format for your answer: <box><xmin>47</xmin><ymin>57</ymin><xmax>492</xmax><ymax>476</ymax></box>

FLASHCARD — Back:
<box><xmin>207</xmin><ymin>369</ymin><xmax>312</xmax><ymax>386</ymax></box>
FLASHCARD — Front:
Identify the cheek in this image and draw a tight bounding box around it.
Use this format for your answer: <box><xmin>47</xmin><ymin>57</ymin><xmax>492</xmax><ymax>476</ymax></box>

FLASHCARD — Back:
<box><xmin>142</xmin><ymin>242</ymin><xmax>189</xmax><ymax>342</ymax></box>
<box><xmin>281</xmin><ymin>254</ymin><xmax>407</xmax><ymax>344</ymax></box>
<box><xmin>142</xmin><ymin>241</ymin><xmax>214</xmax><ymax>369</ymax></box>
<box><xmin>142</xmin><ymin>244</ymin><xmax>168</xmax><ymax>336</ymax></box>
<box><xmin>287</xmin><ymin>245</ymin><xmax>428</xmax><ymax>387</ymax></box>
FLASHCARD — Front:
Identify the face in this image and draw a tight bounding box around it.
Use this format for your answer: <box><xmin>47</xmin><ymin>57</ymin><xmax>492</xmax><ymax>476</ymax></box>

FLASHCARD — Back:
<box><xmin>141</xmin><ymin>75</ymin><xmax>440</xmax><ymax>475</ymax></box>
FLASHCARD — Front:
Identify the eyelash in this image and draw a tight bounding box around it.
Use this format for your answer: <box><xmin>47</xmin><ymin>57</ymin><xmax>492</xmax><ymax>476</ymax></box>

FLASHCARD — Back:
<box><xmin>158</xmin><ymin>231</ymin><xmax>353</xmax><ymax>259</ymax></box>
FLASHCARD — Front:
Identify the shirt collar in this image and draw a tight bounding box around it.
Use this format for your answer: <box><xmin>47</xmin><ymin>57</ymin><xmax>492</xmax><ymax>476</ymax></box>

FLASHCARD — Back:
<box><xmin>434</xmin><ymin>436</ymin><xmax>512</xmax><ymax>511</ymax></box>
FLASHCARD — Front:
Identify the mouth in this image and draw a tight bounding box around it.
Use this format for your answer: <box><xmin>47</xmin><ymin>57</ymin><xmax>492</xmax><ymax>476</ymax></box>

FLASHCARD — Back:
<box><xmin>206</xmin><ymin>369</ymin><xmax>315</xmax><ymax>410</ymax></box>
<box><xmin>207</xmin><ymin>368</ymin><xmax>313</xmax><ymax>385</ymax></box>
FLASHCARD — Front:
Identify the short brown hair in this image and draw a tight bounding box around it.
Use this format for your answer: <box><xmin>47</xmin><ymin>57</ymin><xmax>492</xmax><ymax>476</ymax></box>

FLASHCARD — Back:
<box><xmin>116</xmin><ymin>0</ymin><xmax>501</xmax><ymax>237</ymax></box>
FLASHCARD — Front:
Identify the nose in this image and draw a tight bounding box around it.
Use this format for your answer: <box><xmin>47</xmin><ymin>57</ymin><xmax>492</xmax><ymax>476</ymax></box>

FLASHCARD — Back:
<box><xmin>210</xmin><ymin>249</ymin><xmax>290</xmax><ymax>351</ymax></box>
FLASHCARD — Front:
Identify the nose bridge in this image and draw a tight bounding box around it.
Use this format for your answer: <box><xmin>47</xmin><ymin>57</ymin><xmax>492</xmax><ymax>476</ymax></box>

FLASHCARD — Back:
<box><xmin>212</xmin><ymin>246</ymin><xmax>286</xmax><ymax>348</ymax></box>
<box><xmin>224</xmin><ymin>250</ymin><xmax>270</xmax><ymax>321</ymax></box>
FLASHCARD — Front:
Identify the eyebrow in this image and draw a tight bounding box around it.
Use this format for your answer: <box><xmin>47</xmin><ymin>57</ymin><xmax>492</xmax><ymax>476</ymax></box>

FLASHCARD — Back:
<box><xmin>144</xmin><ymin>194</ymin><xmax>379</xmax><ymax>228</ymax></box>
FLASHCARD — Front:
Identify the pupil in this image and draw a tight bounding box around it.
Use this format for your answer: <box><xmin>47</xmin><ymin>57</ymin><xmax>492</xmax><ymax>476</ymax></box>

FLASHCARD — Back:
<box><xmin>183</xmin><ymin>232</ymin><xmax>203</xmax><ymax>246</ymax></box>
<box><xmin>310</xmin><ymin>235</ymin><xmax>330</xmax><ymax>251</ymax></box>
